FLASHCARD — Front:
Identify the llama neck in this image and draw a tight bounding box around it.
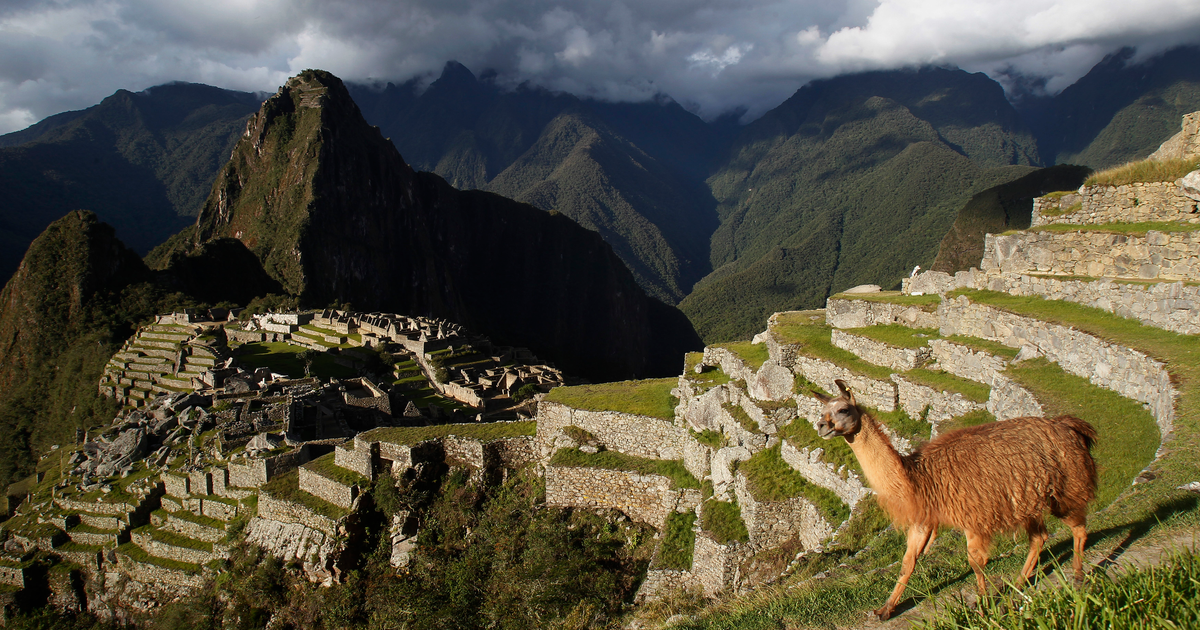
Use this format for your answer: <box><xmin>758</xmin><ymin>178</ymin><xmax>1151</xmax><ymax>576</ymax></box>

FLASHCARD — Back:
<box><xmin>846</xmin><ymin>415</ymin><xmax>914</xmax><ymax>505</ymax></box>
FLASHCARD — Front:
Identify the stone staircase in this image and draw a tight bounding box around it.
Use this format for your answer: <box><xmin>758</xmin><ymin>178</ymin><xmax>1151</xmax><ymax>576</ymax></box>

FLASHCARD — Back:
<box><xmin>99</xmin><ymin>321</ymin><xmax>230</xmax><ymax>408</ymax></box>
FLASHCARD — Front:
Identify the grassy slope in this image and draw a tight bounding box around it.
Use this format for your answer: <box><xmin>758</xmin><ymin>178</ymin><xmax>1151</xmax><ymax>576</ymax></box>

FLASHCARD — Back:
<box><xmin>670</xmin><ymin>291</ymin><xmax>1193</xmax><ymax>628</ymax></box>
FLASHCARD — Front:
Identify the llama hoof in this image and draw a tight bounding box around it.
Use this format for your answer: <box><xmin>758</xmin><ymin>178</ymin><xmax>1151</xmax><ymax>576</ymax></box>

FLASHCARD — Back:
<box><xmin>872</xmin><ymin>607</ymin><xmax>894</xmax><ymax>621</ymax></box>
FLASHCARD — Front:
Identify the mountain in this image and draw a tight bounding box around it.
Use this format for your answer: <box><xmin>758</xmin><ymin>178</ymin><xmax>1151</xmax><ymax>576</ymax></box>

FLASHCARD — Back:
<box><xmin>157</xmin><ymin>69</ymin><xmax>701</xmax><ymax>382</ymax></box>
<box><xmin>1019</xmin><ymin>46</ymin><xmax>1200</xmax><ymax>168</ymax></box>
<box><xmin>681</xmin><ymin>67</ymin><xmax>1041</xmax><ymax>342</ymax></box>
<box><xmin>347</xmin><ymin>63</ymin><xmax>732</xmax><ymax>303</ymax></box>
<box><xmin>0</xmin><ymin>83</ymin><xmax>262</xmax><ymax>282</ymax></box>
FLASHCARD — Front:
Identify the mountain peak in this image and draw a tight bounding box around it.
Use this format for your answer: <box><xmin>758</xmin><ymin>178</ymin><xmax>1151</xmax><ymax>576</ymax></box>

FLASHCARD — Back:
<box><xmin>438</xmin><ymin>60</ymin><xmax>478</xmax><ymax>84</ymax></box>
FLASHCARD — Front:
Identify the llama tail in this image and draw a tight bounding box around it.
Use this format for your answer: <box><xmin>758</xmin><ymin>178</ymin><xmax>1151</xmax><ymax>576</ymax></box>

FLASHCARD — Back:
<box><xmin>1055</xmin><ymin>415</ymin><xmax>1098</xmax><ymax>451</ymax></box>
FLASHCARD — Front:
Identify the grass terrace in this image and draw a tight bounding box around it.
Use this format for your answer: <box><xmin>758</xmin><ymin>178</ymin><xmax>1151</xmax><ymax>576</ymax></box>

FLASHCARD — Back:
<box><xmin>543</xmin><ymin>378</ymin><xmax>678</xmax><ymax>420</ymax></box>
<box><xmin>304</xmin><ymin>452</ymin><xmax>369</xmax><ymax>487</ymax></box>
<box><xmin>722</xmin><ymin>403</ymin><xmax>759</xmax><ymax>434</ymax></box>
<box><xmin>943</xmin><ymin>334</ymin><xmax>1020</xmax><ymax>359</ymax></box>
<box><xmin>116</xmin><ymin>542</ymin><xmax>200</xmax><ymax>574</ymax></box>
<box><xmin>767</xmin><ymin>316</ymin><xmax>893</xmax><ymax>381</ymax></box>
<box><xmin>155</xmin><ymin>509</ymin><xmax>226</xmax><ymax>532</ymax></box>
<box><xmin>300</xmin><ymin>323</ymin><xmax>361</xmax><ymax>344</ymax></box>
<box><xmin>235</xmin><ymin>342</ymin><xmax>356</xmax><ymax>379</ymax></box>
<box><xmin>1084</xmin><ymin>156</ymin><xmax>1200</xmax><ymax>187</ymax></box>
<box><xmin>740</xmin><ymin>445</ymin><xmax>849</xmax><ymax>525</ymax></box>
<box><xmin>358</xmin><ymin>420</ymin><xmax>535</xmax><ymax>446</ymax></box>
<box><xmin>700</xmin><ymin>499</ymin><xmax>749</xmax><ymax>545</ymax></box>
<box><xmin>778</xmin><ymin>418</ymin><xmax>862</xmax><ymax>479</ymax></box>
<box><xmin>549</xmin><ymin>448</ymin><xmax>700</xmax><ymax>489</ymax></box>
<box><xmin>1026</xmin><ymin>221</ymin><xmax>1200</xmax><ymax>235</ymax></box>
<box><xmin>827</xmin><ymin>292</ymin><xmax>942</xmax><ymax>310</ymax></box>
<box><xmin>690</xmin><ymin>429</ymin><xmax>724</xmax><ymax>449</ymax></box>
<box><xmin>658</xmin><ymin>512</ymin><xmax>696</xmax><ymax>570</ymax></box>
<box><xmin>933</xmin><ymin>408</ymin><xmax>997</xmax><ymax>434</ymax></box>
<box><xmin>713</xmin><ymin>341</ymin><xmax>770</xmax><ymax>370</ymax></box>
<box><xmin>873</xmin><ymin>406</ymin><xmax>932</xmax><ymax>442</ymax></box>
<box><xmin>134</xmin><ymin>525</ymin><xmax>213</xmax><ymax>552</ymax></box>
<box><xmin>900</xmin><ymin>368</ymin><xmax>991</xmax><ymax>403</ymax></box>
<box><xmin>261</xmin><ymin>469</ymin><xmax>348</xmax><ymax>521</ymax></box>
<box><xmin>683</xmin><ymin>352</ymin><xmax>732</xmax><ymax>394</ymax></box>
<box><xmin>844</xmin><ymin>325</ymin><xmax>939</xmax><ymax>349</ymax></box>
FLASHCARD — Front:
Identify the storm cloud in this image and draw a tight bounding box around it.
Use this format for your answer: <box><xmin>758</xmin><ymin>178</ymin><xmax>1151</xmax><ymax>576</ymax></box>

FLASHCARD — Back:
<box><xmin>2</xmin><ymin>0</ymin><xmax>1200</xmax><ymax>133</ymax></box>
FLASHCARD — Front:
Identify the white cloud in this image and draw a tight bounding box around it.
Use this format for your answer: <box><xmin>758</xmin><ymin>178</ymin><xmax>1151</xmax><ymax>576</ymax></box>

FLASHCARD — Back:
<box><xmin>1</xmin><ymin>0</ymin><xmax>1199</xmax><ymax>134</ymax></box>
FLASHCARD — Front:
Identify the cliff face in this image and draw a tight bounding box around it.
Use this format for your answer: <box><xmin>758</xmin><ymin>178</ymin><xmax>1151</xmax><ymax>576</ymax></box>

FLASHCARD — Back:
<box><xmin>185</xmin><ymin>70</ymin><xmax>700</xmax><ymax>381</ymax></box>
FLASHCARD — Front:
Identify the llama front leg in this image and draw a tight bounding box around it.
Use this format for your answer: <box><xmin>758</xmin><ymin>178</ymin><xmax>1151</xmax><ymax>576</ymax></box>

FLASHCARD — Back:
<box><xmin>875</xmin><ymin>525</ymin><xmax>933</xmax><ymax>621</ymax></box>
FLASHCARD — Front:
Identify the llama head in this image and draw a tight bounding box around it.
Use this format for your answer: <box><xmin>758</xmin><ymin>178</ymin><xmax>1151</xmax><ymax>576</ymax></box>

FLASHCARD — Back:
<box><xmin>813</xmin><ymin>379</ymin><xmax>862</xmax><ymax>439</ymax></box>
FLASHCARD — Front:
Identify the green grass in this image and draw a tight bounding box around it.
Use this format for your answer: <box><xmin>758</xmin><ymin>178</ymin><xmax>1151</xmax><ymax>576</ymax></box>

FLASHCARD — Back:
<box><xmin>658</xmin><ymin>511</ymin><xmax>696</xmax><ymax>570</ymax></box>
<box><xmin>778</xmin><ymin>419</ymin><xmax>862</xmax><ymax>479</ymax></box>
<box><xmin>767</xmin><ymin>316</ymin><xmax>894</xmax><ymax>381</ymax></box>
<box><xmin>1007</xmin><ymin>358</ymin><xmax>1158</xmax><ymax>509</ymax></box>
<box><xmin>116</xmin><ymin>542</ymin><xmax>201</xmax><ymax>574</ymax></box>
<box><xmin>261</xmin><ymin>469</ymin><xmax>349</xmax><ymax>521</ymax></box>
<box><xmin>872</xmin><ymin>406</ymin><xmax>931</xmax><ymax>442</ymax></box>
<box><xmin>690</xmin><ymin>429</ymin><xmax>724</xmax><ymax>449</ymax></box>
<box><xmin>944</xmin><ymin>334</ymin><xmax>1020</xmax><ymax>359</ymax></box>
<box><xmin>1029</xmin><ymin>221</ymin><xmax>1200</xmax><ymax>235</ymax></box>
<box><xmin>901</xmin><ymin>368</ymin><xmax>991</xmax><ymax>403</ymax></box>
<box><xmin>714</xmin><ymin>341</ymin><xmax>770</xmax><ymax>370</ymax></box>
<box><xmin>358</xmin><ymin>421</ymin><xmax>535</xmax><ymax>446</ymax></box>
<box><xmin>550</xmin><ymin>448</ymin><xmax>700</xmax><ymax>489</ymax></box>
<box><xmin>1037</xmin><ymin>200</ymin><xmax>1082</xmax><ymax>217</ymax></box>
<box><xmin>917</xmin><ymin>550</ymin><xmax>1200</xmax><ymax>629</ymax></box>
<box><xmin>740</xmin><ymin>445</ymin><xmax>850</xmax><ymax>525</ymax></box>
<box><xmin>934</xmin><ymin>408</ymin><xmax>997</xmax><ymax>434</ymax></box>
<box><xmin>1085</xmin><ymin>156</ymin><xmax>1200</xmax><ymax>186</ymax></box>
<box><xmin>235</xmin><ymin>342</ymin><xmax>356</xmax><ymax>379</ymax></box>
<box><xmin>723</xmin><ymin>403</ymin><xmax>759</xmax><ymax>434</ymax></box>
<box><xmin>827</xmin><ymin>292</ymin><xmax>943</xmax><ymax>309</ymax></box>
<box><xmin>700</xmin><ymin>499</ymin><xmax>749</xmax><ymax>545</ymax></box>
<box><xmin>845</xmin><ymin>325</ymin><xmax>940</xmax><ymax>349</ymax></box>
<box><xmin>543</xmin><ymin>378</ymin><xmax>679</xmax><ymax>419</ymax></box>
<box><xmin>304</xmin><ymin>452</ymin><xmax>369</xmax><ymax>487</ymax></box>
<box><xmin>134</xmin><ymin>524</ymin><xmax>213</xmax><ymax>552</ymax></box>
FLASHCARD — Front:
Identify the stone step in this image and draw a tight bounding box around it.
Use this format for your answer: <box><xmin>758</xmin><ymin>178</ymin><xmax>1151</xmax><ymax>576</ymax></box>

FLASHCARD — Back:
<box><xmin>298</xmin><ymin>454</ymin><xmax>367</xmax><ymax>510</ymax></box>
<box><xmin>185</xmin><ymin>355</ymin><xmax>216</xmax><ymax>367</ymax></box>
<box><xmin>66</xmin><ymin>523</ymin><xmax>123</xmax><ymax>547</ymax></box>
<box><xmin>114</xmin><ymin>543</ymin><xmax>204</xmax><ymax>588</ymax></box>
<box><xmin>78</xmin><ymin>512</ymin><xmax>124</xmax><ymax>530</ymax></box>
<box><xmin>154</xmin><ymin>374</ymin><xmax>194</xmax><ymax>389</ymax></box>
<box><xmin>133</xmin><ymin>338</ymin><xmax>182</xmax><ymax>350</ymax></box>
<box><xmin>829</xmin><ymin>328</ymin><xmax>933</xmax><ymax>372</ymax></box>
<box><xmin>142</xmin><ymin>332</ymin><xmax>192</xmax><ymax>342</ymax></box>
<box><xmin>129</xmin><ymin>526</ymin><xmax>217</xmax><ymax>567</ymax></box>
<box><xmin>150</xmin><ymin>510</ymin><xmax>226</xmax><ymax>543</ymax></box>
<box><xmin>180</xmin><ymin>495</ymin><xmax>241</xmax><ymax>522</ymax></box>
<box><xmin>133</xmin><ymin>348</ymin><xmax>179</xmax><ymax>360</ymax></box>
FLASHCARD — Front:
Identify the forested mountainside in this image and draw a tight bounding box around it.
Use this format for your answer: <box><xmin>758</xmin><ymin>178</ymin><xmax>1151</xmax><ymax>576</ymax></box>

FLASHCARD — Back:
<box><xmin>348</xmin><ymin>63</ymin><xmax>734</xmax><ymax>303</ymax></box>
<box><xmin>152</xmin><ymin>70</ymin><xmax>700</xmax><ymax>383</ymax></box>
<box><xmin>680</xmin><ymin>67</ymin><xmax>1042</xmax><ymax>342</ymax></box>
<box><xmin>0</xmin><ymin>84</ymin><xmax>261</xmax><ymax>281</ymax></box>
<box><xmin>1019</xmin><ymin>45</ymin><xmax>1200</xmax><ymax>169</ymax></box>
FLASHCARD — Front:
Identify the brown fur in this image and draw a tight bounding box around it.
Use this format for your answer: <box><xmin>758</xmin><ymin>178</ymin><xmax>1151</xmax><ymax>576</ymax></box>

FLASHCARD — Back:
<box><xmin>814</xmin><ymin>380</ymin><xmax>1097</xmax><ymax>620</ymax></box>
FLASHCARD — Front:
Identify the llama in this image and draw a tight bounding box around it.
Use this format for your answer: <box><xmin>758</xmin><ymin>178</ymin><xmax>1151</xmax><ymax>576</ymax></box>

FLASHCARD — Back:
<box><xmin>813</xmin><ymin>380</ymin><xmax>1097</xmax><ymax>620</ymax></box>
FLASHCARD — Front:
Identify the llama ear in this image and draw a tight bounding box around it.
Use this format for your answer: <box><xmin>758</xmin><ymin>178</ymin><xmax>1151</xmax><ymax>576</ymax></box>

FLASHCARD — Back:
<box><xmin>811</xmin><ymin>389</ymin><xmax>832</xmax><ymax>403</ymax></box>
<box><xmin>834</xmin><ymin>379</ymin><xmax>856</xmax><ymax>405</ymax></box>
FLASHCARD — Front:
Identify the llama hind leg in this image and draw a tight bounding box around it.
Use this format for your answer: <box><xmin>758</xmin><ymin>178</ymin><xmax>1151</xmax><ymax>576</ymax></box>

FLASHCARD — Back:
<box><xmin>965</xmin><ymin>530</ymin><xmax>993</xmax><ymax>597</ymax></box>
<box><xmin>1061</xmin><ymin>509</ymin><xmax>1089</xmax><ymax>582</ymax></box>
<box><xmin>1018</xmin><ymin>518</ymin><xmax>1048</xmax><ymax>589</ymax></box>
<box><xmin>875</xmin><ymin>525</ymin><xmax>933</xmax><ymax>621</ymax></box>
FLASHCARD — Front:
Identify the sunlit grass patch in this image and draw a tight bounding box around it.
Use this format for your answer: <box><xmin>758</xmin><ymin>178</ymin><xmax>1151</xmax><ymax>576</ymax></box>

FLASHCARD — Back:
<box><xmin>1085</xmin><ymin>156</ymin><xmax>1200</xmax><ymax>186</ymax></box>
<box><xmin>544</xmin><ymin>378</ymin><xmax>679</xmax><ymax>419</ymax></box>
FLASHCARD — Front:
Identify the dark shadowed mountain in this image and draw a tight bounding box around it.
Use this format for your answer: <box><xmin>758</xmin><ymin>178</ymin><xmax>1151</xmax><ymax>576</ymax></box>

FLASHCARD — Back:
<box><xmin>347</xmin><ymin>63</ymin><xmax>734</xmax><ymax>303</ymax></box>
<box><xmin>1019</xmin><ymin>46</ymin><xmax>1200</xmax><ymax>169</ymax></box>
<box><xmin>154</xmin><ymin>70</ymin><xmax>701</xmax><ymax>382</ymax></box>
<box><xmin>0</xmin><ymin>83</ymin><xmax>262</xmax><ymax>282</ymax></box>
<box><xmin>681</xmin><ymin>67</ymin><xmax>1041</xmax><ymax>342</ymax></box>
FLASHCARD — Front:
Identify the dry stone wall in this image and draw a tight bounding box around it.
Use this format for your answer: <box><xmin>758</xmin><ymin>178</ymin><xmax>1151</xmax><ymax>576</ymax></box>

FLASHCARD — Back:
<box><xmin>544</xmin><ymin>466</ymin><xmax>700</xmax><ymax>529</ymax></box>
<box><xmin>939</xmin><ymin>296</ymin><xmax>1175</xmax><ymax>436</ymax></box>
<box><xmin>891</xmin><ymin>375</ymin><xmax>983</xmax><ymax>427</ymax></box>
<box><xmin>1031</xmin><ymin>182</ymin><xmax>1200</xmax><ymax>228</ymax></box>
<box><xmin>298</xmin><ymin>467</ymin><xmax>357</xmax><ymax>510</ymax></box>
<box><xmin>691</xmin><ymin>533</ymin><xmax>751</xmax><ymax>597</ymax></box>
<box><xmin>831</xmin><ymin>330</ymin><xmax>932</xmax><ymax>371</ymax></box>
<box><xmin>825</xmin><ymin>299</ymin><xmax>939</xmax><ymax>329</ymax></box>
<box><xmin>779</xmin><ymin>439</ymin><xmax>869</xmax><ymax>508</ymax></box>
<box><xmin>981</xmin><ymin>231</ymin><xmax>1200</xmax><ymax>281</ymax></box>
<box><xmin>115</xmin><ymin>553</ymin><xmax>204</xmax><ymax>589</ymax></box>
<box><xmin>245</xmin><ymin>517</ymin><xmax>340</xmax><ymax>582</ymax></box>
<box><xmin>733</xmin><ymin>474</ymin><xmax>833</xmax><ymax>551</ymax></box>
<box><xmin>791</xmin><ymin>356</ymin><xmax>897</xmax><ymax>412</ymax></box>
<box><xmin>536</xmin><ymin>403</ymin><xmax>689</xmax><ymax>462</ymax></box>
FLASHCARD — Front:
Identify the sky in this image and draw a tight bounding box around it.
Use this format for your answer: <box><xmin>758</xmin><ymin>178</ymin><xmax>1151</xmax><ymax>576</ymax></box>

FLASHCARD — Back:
<box><xmin>2</xmin><ymin>0</ymin><xmax>1200</xmax><ymax>134</ymax></box>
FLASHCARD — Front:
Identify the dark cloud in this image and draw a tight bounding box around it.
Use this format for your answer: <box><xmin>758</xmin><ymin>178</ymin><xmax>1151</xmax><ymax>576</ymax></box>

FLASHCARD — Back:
<box><xmin>2</xmin><ymin>0</ymin><xmax>1200</xmax><ymax>133</ymax></box>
